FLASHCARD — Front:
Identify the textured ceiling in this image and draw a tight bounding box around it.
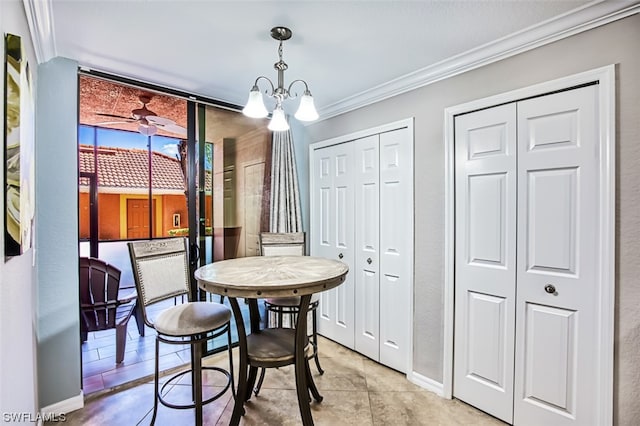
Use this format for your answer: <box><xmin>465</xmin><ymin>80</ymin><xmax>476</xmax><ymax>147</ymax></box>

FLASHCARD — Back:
<box><xmin>52</xmin><ymin>0</ymin><xmax>595</xmax><ymax>117</ymax></box>
<box><xmin>79</xmin><ymin>76</ymin><xmax>187</xmax><ymax>136</ymax></box>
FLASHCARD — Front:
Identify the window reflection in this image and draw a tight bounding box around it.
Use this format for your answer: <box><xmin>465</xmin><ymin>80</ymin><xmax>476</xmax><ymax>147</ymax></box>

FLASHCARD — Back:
<box><xmin>203</xmin><ymin>105</ymin><xmax>270</xmax><ymax>260</ymax></box>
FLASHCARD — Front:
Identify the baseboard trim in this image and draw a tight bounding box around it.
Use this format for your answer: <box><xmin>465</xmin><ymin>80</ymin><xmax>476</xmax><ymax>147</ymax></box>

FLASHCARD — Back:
<box><xmin>408</xmin><ymin>371</ymin><xmax>445</xmax><ymax>397</ymax></box>
<box><xmin>39</xmin><ymin>391</ymin><xmax>84</xmax><ymax>424</ymax></box>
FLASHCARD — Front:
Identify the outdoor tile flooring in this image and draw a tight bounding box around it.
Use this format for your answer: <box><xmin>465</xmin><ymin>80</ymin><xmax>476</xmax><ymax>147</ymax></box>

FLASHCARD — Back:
<box><xmin>81</xmin><ymin>297</ymin><xmax>258</xmax><ymax>395</ymax></box>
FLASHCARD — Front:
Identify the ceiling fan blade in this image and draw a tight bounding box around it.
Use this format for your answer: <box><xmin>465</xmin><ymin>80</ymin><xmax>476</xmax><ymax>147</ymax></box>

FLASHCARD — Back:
<box><xmin>96</xmin><ymin>112</ymin><xmax>136</xmax><ymax>121</ymax></box>
<box><xmin>146</xmin><ymin>115</ymin><xmax>176</xmax><ymax>126</ymax></box>
<box><xmin>157</xmin><ymin>123</ymin><xmax>187</xmax><ymax>137</ymax></box>
<box><xmin>95</xmin><ymin>121</ymin><xmax>133</xmax><ymax>126</ymax></box>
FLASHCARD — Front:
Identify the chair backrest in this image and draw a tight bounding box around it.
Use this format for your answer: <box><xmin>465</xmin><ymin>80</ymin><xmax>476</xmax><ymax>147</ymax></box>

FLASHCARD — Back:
<box><xmin>79</xmin><ymin>257</ymin><xmax>122</xmax><ymax>332</ymax></box>
<box><xmin>259</xmin><ymin>232</ymin><xmax>306</xmax><ymax>256</ymax></box>
<box><xmin>128</xmin><ymin>238</ymin><xmax>191</xmax><ymax>327</ymax></box>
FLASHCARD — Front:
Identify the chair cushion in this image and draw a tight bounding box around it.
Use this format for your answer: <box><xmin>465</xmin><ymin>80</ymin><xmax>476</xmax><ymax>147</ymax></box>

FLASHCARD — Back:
<box><xmin>246</xmin><ymin>328</ymin><xmax>313</xmax><ymax>366</ymax></box>
<box><xmin>154</xmin><ymin>302</ymin><xmax>231</xmax><ymax>337</ymax></box>
<box><xmin>265</xmin><ymin>293</ymin><xmax>320</xmax><ymax>307</ymax></box>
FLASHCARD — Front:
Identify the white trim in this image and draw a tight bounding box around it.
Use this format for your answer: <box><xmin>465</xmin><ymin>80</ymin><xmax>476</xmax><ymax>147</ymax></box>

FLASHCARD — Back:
<box><xmin>318</xmin><ymin>1</ymin><xmax>638</xmax><ymax>121</ymax></box>
<box><xmin>443</xmin><ymin>65</ymin><xmax>615</xmax><ymax>423</ymax></box>
<box><xmin>442</xmin><ymin>106</ymin><xmax>456</xmax><ymax>400</ymax></box>
<box><xmin>22</xmin><ymin>0</ymin><xmax>57</xmax><ymax>64</ymax></box>
<box><xmin>596</xmin><ymin>63</ymin><xmax>616</xmax><ymax>426</ymax></box>
<box><xmin>408</xmin><ymin>371</ymin><xmax>444</xmax><ymax>397</ymax></box>
<box><xmin>309</xmin><ymin>117</ymin><xmax>415</xmax><ymax>376</ymax></box>
<box><xmin>406</xmin><ymin>119</ymin><xmax>416</xmax><ymax>379</ymax></box>
<box><xmin>309</xmin><ymin>118</ymin><xmax>414</xmax><ymax>151</ymax></box>
<box><xmin>39</xmin><ymin>391</ymin><xmax>83</xmax><ymax>423</ymax></box>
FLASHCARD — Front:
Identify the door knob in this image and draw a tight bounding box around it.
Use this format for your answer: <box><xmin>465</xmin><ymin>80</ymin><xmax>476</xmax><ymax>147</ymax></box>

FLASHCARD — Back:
<box><xmin>544</xmin><ymin>284</ymin><xmax>556</xmax><ymax>294</ymax></box>
<box><xmin>367</xmin><ymin>258</ymin><xmax>372</xmax><ymax>264</ymax></box>
<box><xmin>338</xmin><ymin>253</ymin><xmax>344</xmax><ymax>259</ymax></box>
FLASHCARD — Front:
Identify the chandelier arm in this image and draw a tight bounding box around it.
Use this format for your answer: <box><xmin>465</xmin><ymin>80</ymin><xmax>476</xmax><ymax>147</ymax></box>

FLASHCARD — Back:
<box><xmin>286</xmin><ymin>79</ymin><xmax>310</xmax><ymax>100</ymax></box>
<box><xmin>253</xmin><ymin>76</ymin><xmax>276</xmax><ymax>97</ymax></box>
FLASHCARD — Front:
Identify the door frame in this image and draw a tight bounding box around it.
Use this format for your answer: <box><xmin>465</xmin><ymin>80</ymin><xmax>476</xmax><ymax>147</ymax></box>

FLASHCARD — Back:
<box><xmin>442</xmin><ymin>65</ymin><xmax>615</xmax><ymax>424</ymax></box>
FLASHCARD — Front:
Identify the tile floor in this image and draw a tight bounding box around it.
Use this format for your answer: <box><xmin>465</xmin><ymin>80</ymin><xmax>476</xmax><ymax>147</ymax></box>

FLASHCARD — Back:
<box><xmin>69</xmin><ymin>336</ymin><xmax>505</xmax><ymax>425</ymax></box>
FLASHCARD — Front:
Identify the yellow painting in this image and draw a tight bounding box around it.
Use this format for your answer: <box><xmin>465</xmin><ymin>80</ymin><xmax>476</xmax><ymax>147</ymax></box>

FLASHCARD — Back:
<box><xmin>5</xmin><ymin>33</ymin><xmax>34</xmax><ymax>256</ymax></box>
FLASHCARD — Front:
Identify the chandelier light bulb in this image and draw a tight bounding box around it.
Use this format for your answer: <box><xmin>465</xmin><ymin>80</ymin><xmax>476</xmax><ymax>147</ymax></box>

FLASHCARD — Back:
<box><xmin>294</xmin><ymin>91</ymin><xmax>319</xmax><ymax>122</ymax></box>
<box><xmin>242</xmin><ymin>86</ymin><xmax>269</xmax><ymax>118</ymax></box>
<box><xmin>268</xmin><ymin>106</ymin><xmax>290</xmax><ymax>131</ymax></box>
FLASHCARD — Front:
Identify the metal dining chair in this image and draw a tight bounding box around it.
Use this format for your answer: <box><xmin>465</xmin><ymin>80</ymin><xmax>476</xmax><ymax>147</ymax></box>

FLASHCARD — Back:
<box><xmin>128</xmin><ymin>237</ymin><xmax>234</xmax><ymax>425</ymax></box>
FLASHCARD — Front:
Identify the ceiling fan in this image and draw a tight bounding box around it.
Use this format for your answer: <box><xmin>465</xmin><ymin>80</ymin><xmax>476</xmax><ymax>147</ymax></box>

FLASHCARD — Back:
<box><xmin>95</xmin><ymin>94</ymin><xmax>187</xmax><ymax>137</ymax></box>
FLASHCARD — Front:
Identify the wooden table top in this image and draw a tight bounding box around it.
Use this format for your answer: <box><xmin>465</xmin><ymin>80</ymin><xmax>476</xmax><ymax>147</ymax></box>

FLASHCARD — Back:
<box><xmin>195</xmin><ymin>256</ymin><xmax>349</xmax><ymax>298</ymax></box>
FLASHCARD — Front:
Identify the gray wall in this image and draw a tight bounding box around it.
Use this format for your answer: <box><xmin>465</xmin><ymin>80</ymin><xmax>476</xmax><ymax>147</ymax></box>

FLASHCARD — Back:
<box><xmin>303</xmin><ymin>14</ymin><xmax>640</xmax><ymax>425</ymax></box>
<box><xmin>35</xmin><ymin>57</ymin><xmax>80</xmax><ymax>408</ymax></box>
<box><xmin>0</xmin><ymin>0</ymin><xmax>39</xmax><ymax>416</ymax></box>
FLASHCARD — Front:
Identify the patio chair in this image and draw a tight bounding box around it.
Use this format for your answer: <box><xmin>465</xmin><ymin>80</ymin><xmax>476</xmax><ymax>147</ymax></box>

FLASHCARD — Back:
<box><xmin>79</xmin><ymin>257</ymin><xmax>139</xmax><ymax>364</ymax></box>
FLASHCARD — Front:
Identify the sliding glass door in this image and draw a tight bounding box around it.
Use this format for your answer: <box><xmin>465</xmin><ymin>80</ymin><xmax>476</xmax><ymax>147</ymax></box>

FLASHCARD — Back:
<box><xmin>77</xmin><ymin>72</ymin><xmax>273</xmax><ymax>384</ymax></box>
<box><xmin>198</xmin><ymin>103</ymin><xmax>270</xmax><ymax>353</ymax></box>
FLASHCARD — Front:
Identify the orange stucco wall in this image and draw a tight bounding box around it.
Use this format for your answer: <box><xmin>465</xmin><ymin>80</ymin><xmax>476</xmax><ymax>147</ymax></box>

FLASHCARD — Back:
<box><xmin>99</xmin><ymin>193</ymin><xmax>121</xmax><ymax>239</ymax></box>
<box><xmin>162</xmin><ymin>194</ymin><xmax>188</xmax><ymax>235</ymax></box>
<box><xmin>79</xmin><ymin>192</ymin><xmax>188</xmax><ymax>240</ymax></box>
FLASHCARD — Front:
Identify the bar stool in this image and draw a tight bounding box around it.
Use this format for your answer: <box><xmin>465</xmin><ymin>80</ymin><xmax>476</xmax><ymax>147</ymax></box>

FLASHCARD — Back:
<box><xmin>253</xmin><ymin>232</ymin><xmax>324</xmax><ymax>396</ymax></box>
<box><xmin>128</xmin><ymin>238</ymin><xmax>234</xmax><ymax>425</ymax></box>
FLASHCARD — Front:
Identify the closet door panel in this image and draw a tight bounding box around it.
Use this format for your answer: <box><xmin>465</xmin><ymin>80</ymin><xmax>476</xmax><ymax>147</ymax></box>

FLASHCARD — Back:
<box><xmin>514</xmin><ymin>85</ymin><xmax>599</xmax><ymax>426</ymax></box>
<box><xmin>453</xmin><ymin>104</ymin><xmax>517</xmax><ymax>423</ymax></box>
<box><xmin>312</xmin><ymin>143</ymin><xmax>355</xmax><ymax>348</ymax></box>
<box><xmin>314</xmin><ymin>151</ymin><xmax>335</xmax><ymax>327</ymax></box>
<box><xmin>355</xmin><ymin>135</ymin><xmax>380</xmax><ymax>360</ymax></box>
<box><xmin>379</xmin><ymin>128</ymin><xmax>412</xmax><ymax>372</ymax></box>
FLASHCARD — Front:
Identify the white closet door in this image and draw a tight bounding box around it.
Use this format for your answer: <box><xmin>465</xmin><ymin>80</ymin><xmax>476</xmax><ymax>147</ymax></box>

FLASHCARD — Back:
<box><xmin>514</xmin><ymin>85</ymin><xmax>599</xmax><ymax>426</ymax></box>
<box><xmin>379</xmin><ymin>127</ymin><xmax>412</xmax><ymax>372</ymax></box>
<box><xmin>354</xmin><ymin>134</ymin><xmax>380</xmax><ymax>361</ymax></box>
<box><xmin>454</xmin><ymin>104</ymin><xmax>517</xmax><ymax>423</ymax></box>
<box><xmin>312</xmin><ymin>142</ymin><xmax>356</xmax><ymax>348</ymax></box>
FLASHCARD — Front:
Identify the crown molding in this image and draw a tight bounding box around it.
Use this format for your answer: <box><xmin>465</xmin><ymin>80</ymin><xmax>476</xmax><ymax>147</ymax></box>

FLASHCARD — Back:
<box><xmin>22</xmin><ymin>0</ymin><xmax>57</xmax><ymax>64</ymax></box>
<box><xmin>317</xmin><ymin>0</ymin><xmax>640</xmax><ymax>121</ymax></box>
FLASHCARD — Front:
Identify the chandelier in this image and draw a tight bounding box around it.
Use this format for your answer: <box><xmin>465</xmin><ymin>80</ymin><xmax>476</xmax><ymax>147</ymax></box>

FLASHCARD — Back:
<box><xmin>242</xmin><ymin>26</ymin><xmax>318</xmax><ymax>131</ymax></box>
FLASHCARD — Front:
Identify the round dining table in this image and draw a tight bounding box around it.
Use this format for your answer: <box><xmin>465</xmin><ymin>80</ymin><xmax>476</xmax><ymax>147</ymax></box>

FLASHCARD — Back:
<box><xmin>194</xmin><ymin>255</ymin><xmax>349</xmax><ymax>426</ymax></box>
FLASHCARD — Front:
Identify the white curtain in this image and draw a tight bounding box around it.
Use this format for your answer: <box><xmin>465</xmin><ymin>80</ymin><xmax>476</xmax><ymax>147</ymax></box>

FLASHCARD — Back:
<box><xmin>269</xmin><ymin>126</ymin><xmax>302</xmax><ymax>232</ymax></box>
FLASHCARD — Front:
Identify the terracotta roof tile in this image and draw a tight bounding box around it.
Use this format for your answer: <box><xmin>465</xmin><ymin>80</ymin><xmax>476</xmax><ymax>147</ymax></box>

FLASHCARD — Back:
<box><xmin>79</xmin><ymin>144</ymin><xmax>184</xmax><ymax>190</ymax></box>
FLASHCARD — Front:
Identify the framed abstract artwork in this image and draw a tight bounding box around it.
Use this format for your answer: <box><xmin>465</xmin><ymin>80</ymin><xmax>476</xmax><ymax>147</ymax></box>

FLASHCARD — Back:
<box><xmin>4</xmin><ymin>33</ymin><xmax>35</xmax><ymax>257</ymax></box>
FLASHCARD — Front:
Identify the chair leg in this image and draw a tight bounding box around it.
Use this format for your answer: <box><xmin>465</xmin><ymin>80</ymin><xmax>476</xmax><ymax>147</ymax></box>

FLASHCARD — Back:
<box><xmin>254</xmin><ymin>368</ymin><xmax>266</xmax><ymax>396</ymax></box>
<box><xmin>115</xmin><ymin>323</ymin><xmax>127</xmax><ymax>364</ymax></box>
<box><xmin>193</xmin><ymin>337</ymin><xmax>204</xmax><ymax>426</ymax></box>
<box><xmin>312</xmin><ymin>309</ymin><xmax>324</xmax><ymax>375</ymax></box>
<box><xmin>134</xmin><ymin>301</ymin><xmax>145</xmax><ymax>336</ymax></box>
<box><xmin>306</xmin><ymin>360</ymin><xmax>323</xmax><ymax>403</ymax></box>
<box><xmin>151</xmin><ymin>338</ymin><xmax>160</xmax><ymax>425</ymax></box>
<box><xmin>245</xmin><ymin>367</ymin><xmax>258</xmax><ymax>402</ymax></box>
<box><xmin>227</xmin><ymin>325</ymin><xmax>236</xmax><ymax>399</ymax></box>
